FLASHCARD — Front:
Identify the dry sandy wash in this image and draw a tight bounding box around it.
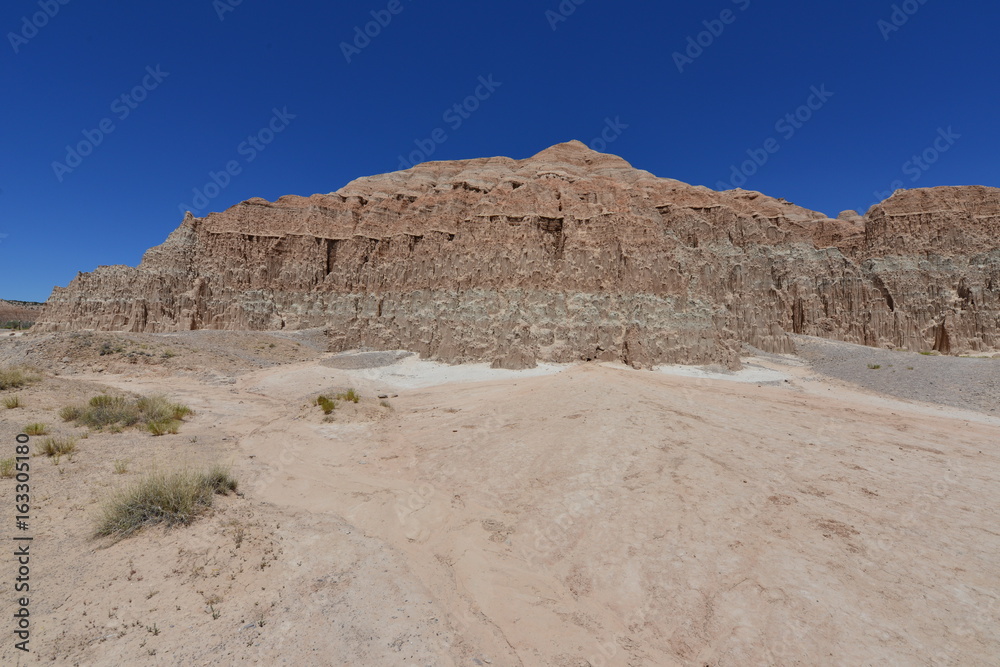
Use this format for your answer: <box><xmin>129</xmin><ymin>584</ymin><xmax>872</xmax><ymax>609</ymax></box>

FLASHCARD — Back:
<box><xmin>0</xmin><ymin>330</ymin><xmax>998</xmax><ymax>666</ymax></box>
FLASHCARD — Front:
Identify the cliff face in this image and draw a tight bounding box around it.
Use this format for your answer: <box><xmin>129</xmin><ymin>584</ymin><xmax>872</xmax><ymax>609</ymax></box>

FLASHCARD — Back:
<box><xmin>36</xmin><ymin>141</ymin><xmax>1000</xmax><ymax>367</ymax></box>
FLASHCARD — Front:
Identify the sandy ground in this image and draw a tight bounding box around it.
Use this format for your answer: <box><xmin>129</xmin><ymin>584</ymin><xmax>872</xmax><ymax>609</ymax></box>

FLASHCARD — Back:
<box><xmin>1</xmin><ymin>331</ymin><xmax>999</xmax><ymax>666</ymax></box>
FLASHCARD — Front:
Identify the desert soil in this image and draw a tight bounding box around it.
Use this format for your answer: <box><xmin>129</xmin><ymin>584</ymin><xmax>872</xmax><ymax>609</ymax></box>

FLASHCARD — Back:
<box><xmin>0</xmin><ymin>330</ymin><xmax>998</xmax><ymax>666</ymax></box>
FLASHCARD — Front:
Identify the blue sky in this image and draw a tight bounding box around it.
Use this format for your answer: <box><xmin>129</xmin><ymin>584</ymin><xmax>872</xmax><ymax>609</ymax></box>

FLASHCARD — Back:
<box><xmin>2</xmin><ymin>0</ymin><xmax>998</xmax><ymax>302</ymax></box>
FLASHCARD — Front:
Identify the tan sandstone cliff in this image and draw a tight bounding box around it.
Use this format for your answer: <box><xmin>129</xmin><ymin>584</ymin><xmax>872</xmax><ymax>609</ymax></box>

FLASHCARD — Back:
<box><xmin>34</xmin><ymin>141</ymin><xmax>1000</xmax><ymax>368</ymax></box>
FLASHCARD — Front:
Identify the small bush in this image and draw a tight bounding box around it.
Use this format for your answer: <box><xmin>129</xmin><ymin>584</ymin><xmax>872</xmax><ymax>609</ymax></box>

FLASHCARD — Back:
<box><xmin>0</xmin><ymin>367</ymin><xmax>39</xmax><ymax>391</ymax></box>
<box><xmin>24</xmin><ymin>423</ymin><xmax>48</xmax><ymax>436</ymax></box>
<box><xmin>94</xmin><ymin>466</ymin><xmax>238</xmax><ymax>539</ymax></box>
<box><xmin>315</xmin><ymin>395</ymin><xmax>337</xmax><ymax>415</ymax></box>
<box><xmin>62</xmin><ymin>394</ymin><xmax>193</xmax><ymax>433</ymax></box>
<box><xmin>59</xmin><ymin>406</ymin><xmax>82</xmax><ymax>421</ymax></box>
<box><xmin>336</xmin><ymin>389</ymin><xmax>360</xmax><ymax>404</ymax></box>
<box><xmin>380</xmin><ymin>400</ymin><xmax>392</xmax><ymax>409</ymax></box>
<box><xmin>3</xmin><ymin>395</ymin><xmax>22</xmax><ymax>409</ymax></box>
<box><xmin>82</xmin><ymin>395</ymin><xmax>140</xmax><ymax>428</ymax></box>
<box><xmin>36</xmin><ymin>437</ymin><xmax>77</xmax><ymax>460</ymax></box>
<box><xmin>113</xmin><ymin>459</ymin><xmax>129</xmax><ymax>474</ymax></box>
<box><xmin>0</xmin><ymin>458</ymin><xmax>14</xmax><ymax>478</ymax></box>
<box><xmin>867</xmin><ymin>364</ymin><xmax>881</xmax><ymax>370</ymax></box>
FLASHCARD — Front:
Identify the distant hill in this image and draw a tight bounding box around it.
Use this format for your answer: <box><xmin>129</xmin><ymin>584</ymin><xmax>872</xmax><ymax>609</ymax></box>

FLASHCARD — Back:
<box><xmin>0</xmin><ymin>298</ymin><xmax>44</xmax><ymax>328</ymax></box>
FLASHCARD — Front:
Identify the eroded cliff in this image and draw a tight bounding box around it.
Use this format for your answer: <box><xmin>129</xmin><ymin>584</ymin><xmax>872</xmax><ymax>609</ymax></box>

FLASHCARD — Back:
<box><xmin>35</xmin><ymin>141</ymin><xmax>1000</xmax><ymax>368</ymax></box>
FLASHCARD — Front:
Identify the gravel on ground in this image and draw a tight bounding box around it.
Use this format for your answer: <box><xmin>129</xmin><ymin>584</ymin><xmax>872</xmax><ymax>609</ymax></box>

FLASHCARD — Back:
<box><xmin>792</xmin><ymin>335</ymin><xmax>999</xmax><ymax>416</ymax></box>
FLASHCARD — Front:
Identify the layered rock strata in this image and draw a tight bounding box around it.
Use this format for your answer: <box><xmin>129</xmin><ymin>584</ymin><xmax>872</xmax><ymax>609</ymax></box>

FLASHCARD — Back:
<box><xmin>35</xmin><ymin>142</ymin><xmax>1000</xmax><ymax>368</ymax></box>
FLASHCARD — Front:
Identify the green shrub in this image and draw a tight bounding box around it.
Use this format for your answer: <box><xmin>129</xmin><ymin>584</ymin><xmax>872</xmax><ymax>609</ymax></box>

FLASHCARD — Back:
<box><xmin>0</xmin><ymin>321</ymin><xmax>33</xmax><ymax>330</ymax></box>
<box><xmin>3</xmin><ymin>395</ymin><xmax>21</xmax><ymax>409</ymax></box>
<box><xmin>315</xmin><ymin>395</ymin><xmax>337</xmax><ymax>415</ymax></box>
<box><xmin>0</xmin><ymin>458</ymin><xmax>14</xmax><ymax>478</ymax></box>
<box><xmin>867</xmin><ymin>364</ymin><xmax>881</xmax><ymax>370</ymax></box>
<box><xmin>335</xmin><ymin>389</ymin><xmax>360</xmax><ymax>404</ymax></box>
<box><xmin>94</xmin><ymin>466</ymin><xmax>238</xmax><ymax>539</ymax></box>
<box><xmin>23</xmin><ymin>423</ymin><xmax>48</xmax><ymax>436</ymax></box>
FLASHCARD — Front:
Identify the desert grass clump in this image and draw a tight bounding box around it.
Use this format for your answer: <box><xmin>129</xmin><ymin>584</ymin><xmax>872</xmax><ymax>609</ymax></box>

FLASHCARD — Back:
<box><xmin>335</xmin><ymin>388</ymin><xmax>360</xmax><ymax>404</ymax></box>
<box><xmin>147</xmin><ymin>420</ymin><xmax>181</xmax><ymax>436</ymax></box>
<box><xmin>59</xmin><ymin>405</ymin><xmax>82</xmax><ymax>421</ymax></box>
<box><xmin>136</xmin><ymin>395</ymin><xmax>192</xmax><ymax>422</ymax></box>
<box><xmin>315</xmin><ymin>395</ymin><xmax>337</xmax><ymax>415</ymax></box>
<box><xmin>62</xmin><ymin>394</ymin><xmax>193</xmax><ymax>433</ymax></box>
<box><xmin>0</xmin><ymin>366</ymin><xmax>39</xmax><ymax>391</ymax></box>
<box><xmin>0</xmin><ymin>458</ymin><xmax>15</xmax><ymax>478</ymax></box>
<box><xmin>23</xmin><ymin>423</ymin><xmax>48</xmax><ymax>436</ymax></box>
<box><xmin>94</xmin><ymin>466</ymin><xmax>238</xmax><ymax>539</ymax></box>
<box><xmin>77</xmin><ymin>395</ymin><xmax>141</xmax><ymax>428</ymax></box>
<box><xmin>200</xmin><ymin>464</ymin><xmax>239</xmax><ymax>494</ymax></box>
<box><xmin>867</xmin><ymin>364</ymin><xmax>882</xmax><ymax>370</ymax></box>
<box><xmin>113</xmin><ymin>459</ymin><xmax>129</xmax><ymax>474</ymax></box>
<box><xmin>35</xmin><ymin>436</ymin><xmax>77</xmax><ymax>461</ymax></box>
<box><xmin>3</xmin><ymin>395</ymin><xmax>22</xmax><ymax>409</ymax></box>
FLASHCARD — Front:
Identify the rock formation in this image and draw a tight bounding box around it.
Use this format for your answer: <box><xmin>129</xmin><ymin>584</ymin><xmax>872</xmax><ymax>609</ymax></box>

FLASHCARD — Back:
<box><xmin>35</xmin><ymin>141</ymin><xmax>1000</xmax><ymax>368</ymax></box>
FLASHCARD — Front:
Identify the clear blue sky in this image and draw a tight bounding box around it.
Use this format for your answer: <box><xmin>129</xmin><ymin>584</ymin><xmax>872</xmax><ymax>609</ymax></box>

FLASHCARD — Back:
<box><xmin>2</xmin><ymin>0</ymin><xmax>998</xmax><ymax>302</ymax></box>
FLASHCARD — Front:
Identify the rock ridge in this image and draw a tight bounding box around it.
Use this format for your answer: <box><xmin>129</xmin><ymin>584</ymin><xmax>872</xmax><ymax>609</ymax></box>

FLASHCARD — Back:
<box><xmin>35</xmin><ymin>142</ymin><xmax>1000</xmax><ymax>368</ymax></box>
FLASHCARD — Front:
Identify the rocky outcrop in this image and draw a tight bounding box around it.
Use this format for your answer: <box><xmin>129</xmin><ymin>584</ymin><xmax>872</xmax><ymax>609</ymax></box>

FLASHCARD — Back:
<box><xmin>35</xmin><ymin>141</ymin><xmax>1000</xmax><ymax>367</ymax></box>
<box><xmin>0</xmin><ymin>299</ymin><xmax>44</xmax><ymax>327</ymax></box>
